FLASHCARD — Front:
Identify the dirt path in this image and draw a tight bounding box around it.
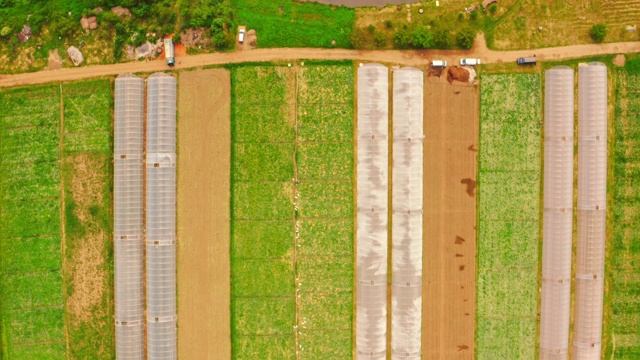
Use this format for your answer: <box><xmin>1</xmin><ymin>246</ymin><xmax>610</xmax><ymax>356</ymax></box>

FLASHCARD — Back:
<box><xmin>176</xmin><ymin>69</ymin><xmax>231</xmax><ymax>359</ymax></box>
<box><xmin>423</xmin><ymin>76</ymin><xmax>478</xmax><ymax>359</ymax></box>
<box><xmin>1</xmin><ymin>36</ymin><xmax>638</xmax><ymax>87</ymax></box>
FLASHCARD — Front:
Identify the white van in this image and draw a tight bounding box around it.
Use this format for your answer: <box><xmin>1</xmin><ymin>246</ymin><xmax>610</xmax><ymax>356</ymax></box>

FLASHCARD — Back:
<box><xmin>431</xmin><ymin>60</ymin><xmax>448</xmax><ymax>67</ymax></box>
<box><xmin>238</xmin><ymin>29</ymin><xmax>246</xmax><ymax>44</ymax></box>
<box><xmin>460</xmin><ymin>58</ymin><xmax>481</xmax><ymax>66</ymax></box>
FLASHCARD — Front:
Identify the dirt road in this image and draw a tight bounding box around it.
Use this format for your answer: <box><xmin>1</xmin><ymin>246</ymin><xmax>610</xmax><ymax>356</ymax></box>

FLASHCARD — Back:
<box><xmin>1</xmin><ymin>36</ymin><xmax>638</xmax><ymax>87</ymax></box>
<box><xmin>176</xmin><ymin>69</ymin><xmax>231</xmax><ymax>359</ymax></box>
<box><xmin>423</xmin><ymin>76</ymin><xmax>478</xmax><ymax>359</ymax></box>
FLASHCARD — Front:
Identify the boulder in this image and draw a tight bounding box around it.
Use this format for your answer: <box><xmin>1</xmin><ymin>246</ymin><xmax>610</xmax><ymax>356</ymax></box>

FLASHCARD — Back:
<box><xmin>134</xmin><ymin>41</ymin><xmax>155</xmax><ymax>58</ymax></box>
<box><xmin>80</xmin><ymin>16</ymin><xmax>97</xmax><ymax>31</ymax></box>
<box><xmin>111</xmin><ymin>6</ymin><xmax>131</xmax><ymax>19</ymax></box>
<box><xmin>67</xmin><ymin>46</ymin><xmax>84</xmax><ymax>66</ymax></box>
<box><xmin>17</xmin><ymin>25</ymin><xmax>31</xmax><ymax>43</ymax></box>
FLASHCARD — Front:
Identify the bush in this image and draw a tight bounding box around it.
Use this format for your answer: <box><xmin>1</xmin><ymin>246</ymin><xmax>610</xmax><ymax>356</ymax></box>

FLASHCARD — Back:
<box><xmin>590</xmin><ymin>23</ymin><xmax>607</xmax><ymax>43</ymax></box>
<box><xmin>373</xmin><ymin>32</ymin><xmax>386</xmax><ymax>48</ymax></box>
<box><xmin>470</xmin><ymin>10</ymin><xmax>478</xmax><ymax>21</ymax></box>
<box><xmin>411</xmin><ymin>26</ymin><xmax>433</xmax><ymax>49</ymax></box>
<box><xmin>368</xmin><ymin>24</ymin><xmax>376</xmax><ymax>33</ymax></box>
<box><xmin>393</xmin><ymin>29</ymin><xmax>410</xmax><ymax>49</ymax></box>
<box><xmin>0</xmin><ymin>26</ymin><xmax>11</xmax><ymax>37</ymax></box>
<box><xmin>456</xmin><ymin>27</ymin><xmax>475</xmax><ymax>49</ymax></box>
<box><xmin>489</xmin><ymin>4</ymin><xmax>498</xmax><ymax>14</ymax></box>
<box><xmin>350</xmin><ymin>27</ymin><xmax>371</xmax><ymax>49</ymax></box>
<box><xmin>384</xmin><ymin>20</ymin><xmax>393</xmax><ymax>29</ymax></box>
<box><xmin>434</xmin><ymin>29</ymin><xmax>451</xmax><ymax>49</ymax></box>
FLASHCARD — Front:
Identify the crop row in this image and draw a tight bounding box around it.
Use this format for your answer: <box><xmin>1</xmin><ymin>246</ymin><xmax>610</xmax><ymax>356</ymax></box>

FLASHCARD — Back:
<box><xmin>477</xmin><ymin>74</ymin><xmax>541</xmax><ymax>360</ymax></box>
<box><xmin>230</xmin><ymin>65</ymin><xmax>354</xmax><ymax>359</ymax></box>
<box><xmin>606</xmin><ymin>67</ymin><xmax>640</xmax><ymax>358</ymax></box>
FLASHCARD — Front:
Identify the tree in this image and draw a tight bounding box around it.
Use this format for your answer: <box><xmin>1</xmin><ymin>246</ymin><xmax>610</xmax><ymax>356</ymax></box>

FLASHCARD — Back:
<box><xmin>489</xmin><ymin>4</ymin><xmax>498</xmax><ymax>15</ymax></box>
<box><xmin>0</xmin><ymin>26</ymin><xmax>11</xmax><ymax>37</ymax></box>
<box><xmin>411</xmin><ymin>26</ymin><xmax>433</xmax><ymax>49</ymax></box>
<box><xmin>470</xmin><ymin>10</ymin><xmax>478</xmax><ymax>21</ymax></box>
<box><xmin>434</xmin><ymin>29</ymin><xmax>451</xmax><ymax>49</ymax></box>
<box><xmin>456</xmin><ymin>27</ymin><xmax>475</xmax><ymax>49</ymax></box>
<box><xmin>393</xmin><ymin>29</ymin><xmax>410</xmax><ymax>49</ymax></box>
<box><xmin>590</xmin><ymin>23</ymin><xmax>607</xmax><ymax>43</ymax></box>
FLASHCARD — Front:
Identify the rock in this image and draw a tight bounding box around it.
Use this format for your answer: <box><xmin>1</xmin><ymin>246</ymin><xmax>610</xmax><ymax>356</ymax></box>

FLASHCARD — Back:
<box><xmin>134</xmin><ymin>41</ymin><xmax>155</xmax><ymax>58</ymax></box>
<box><xmin>81</xmin><ymin>16</ymin><xmax>98</xmax><ymax>31</ymax></box>
<box><xmin>67</xmin><ymin>46</ymin><xmax>84</xmax><ymax>66</ymax></box>
<box><xmin>111</xmin><ymin>6</ymin><xmax>131</xmax><ymax>19</ymax></box>
<box><xmin>627</xmin><ymin>25</ymin><xmax>636</xmax><ymax>32</ymax></box>
<box><xmin>80</xmin><ymin>16</ymin><xmax>89</xmax><ymax>30</ymax></box>
<box><xmin>17</xmin><ymin>25</ymin><xmax>32</xmax><ymax>43</ymax></box>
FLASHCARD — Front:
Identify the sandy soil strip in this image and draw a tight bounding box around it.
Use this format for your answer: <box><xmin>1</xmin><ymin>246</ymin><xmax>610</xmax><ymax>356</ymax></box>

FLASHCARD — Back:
<box><xmin>422</xmin><ymin>77</ymin><xmax>479</xmax><ymax>359</ymax></box>
<box><xmin>177</xmin><ymin>69</ymin><xmax>231</xmax><ymax>359</ymax></box>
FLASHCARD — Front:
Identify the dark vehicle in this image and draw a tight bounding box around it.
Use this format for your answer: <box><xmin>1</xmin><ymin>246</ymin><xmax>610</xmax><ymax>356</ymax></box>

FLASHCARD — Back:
<box><xmin>517</xmin><ymin>57</ymin><xmax>537</xmax><ymax>65</ymax></box>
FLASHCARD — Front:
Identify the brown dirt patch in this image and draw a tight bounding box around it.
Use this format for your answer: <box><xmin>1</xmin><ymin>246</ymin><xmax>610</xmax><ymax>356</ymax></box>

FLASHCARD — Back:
<box><xmin>47</xmin><ymin>49</ymin><xmax>63</xmax><ymax>70</ymax></box>
<box><xmin>423</xmin><ymin>79</ymin><xmax>478</xmax><ymax>359</ymax></box>
<box><xmin>614</xmin><ymin>54</ymin><xmax>626</xmax><ymax>67</ymax></box>
<box><xmin>177</xmin><ymin>69</ymin><xmax>231</xmax><ymax>359</ymax></box>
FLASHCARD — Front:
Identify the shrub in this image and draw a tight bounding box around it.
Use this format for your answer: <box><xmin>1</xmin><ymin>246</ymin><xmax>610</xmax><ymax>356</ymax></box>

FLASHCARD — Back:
<box><xmin>434</xmin><ymin>29</ymin><xmax>451</xmax><ymax>49</ymax></box>
<box><xmin>373</xmin><ymin>32</ymin><xmax>386</xmax><ymax>48</ymax></box>
<box><xmin>393</xmin><ymin>29</ymin><xmax>410</xmax><ymax>49</ymax></box>
<box><xmin>456</xmin><ymin>27</ymin><xmax>475</xmax><ymax>49</ymax></box>
<box><xmin>470</xmin><ymin>10</ymin><xmax>478</xmax><ymax>21</ymax></box>
<box><xmin>489</xmin><ymin>4</ymin><xmax>498</xmax><ymax>14</ymax></box>
<box><xmin>590</xmin><ymin>23</ymin><xmax>607</xmax><ymax>43</ymax></box>
<box><xmin>368</xmin><ymin>24</ymin><xmax>376</xmax><ymax>33</ymax></box>
<box><xmin>411</xmin><ymin>26</ymin><xmax>433</xmax><ymax>49</ymax></box>
<box><xmin>0</xmin><ymin>26</ymin><xmax>11</xmax><ymax>37</ymax></box>
<box><xmin>384</xmin><ymin>20</ymin><xmax>393</xmax><ymax>29</ymax></box>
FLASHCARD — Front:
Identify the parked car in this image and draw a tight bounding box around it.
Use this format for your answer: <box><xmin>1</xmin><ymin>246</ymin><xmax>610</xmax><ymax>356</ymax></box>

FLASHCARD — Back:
<box><xmin>238</xmin><ymin>29</ymin><xmax>246</xmax><ymax>44</ymax></box>
<box><xmin>460</xmin><ymin>58</ymin><xmax>481</xmax><ymax>66</ymax></box>
<box><xmin>517</xmin><ymin>56</ymin><xmax>537</xmax><ymax>65</ymax></box>
<box><xmin>432</xmin><ymin>60</ymin><xmax>448</xmax><ymax>67</ymax></box>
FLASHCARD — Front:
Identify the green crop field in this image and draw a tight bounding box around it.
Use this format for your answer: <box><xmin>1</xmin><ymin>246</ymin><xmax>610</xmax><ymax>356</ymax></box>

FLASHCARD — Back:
<box><xmin>230</xmin><ymin>63</ymin><xmax>354</xmax><ymax>359</ymax></box>
<box><xmin>606</xmin><ymin>60</ymin><xmax>640</xmax><ymax>359</ymax></box>
<box><xmin>0</xmin><ymin>80</ymin><xmax>114</xmax><ymax>360</ymax></box>
<box><xmin>477</xmin><ymin>74</ymin><xmax>542</xmax><ymax>359</ymax></box>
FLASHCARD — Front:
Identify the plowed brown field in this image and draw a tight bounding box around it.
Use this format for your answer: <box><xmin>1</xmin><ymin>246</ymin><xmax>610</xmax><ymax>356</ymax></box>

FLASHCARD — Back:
<box><xmin>177</xmin><ymin>69</ymin><xmax>231</xmax><ymax>359</ymax></box>
<box><xmin>422</xmin><ymin>77</ymin><xmax>478</xmax><ymax>359</ymax></box>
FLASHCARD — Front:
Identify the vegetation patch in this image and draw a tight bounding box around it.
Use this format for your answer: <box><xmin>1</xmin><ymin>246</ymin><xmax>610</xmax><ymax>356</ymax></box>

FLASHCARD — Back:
<box><xmin>297</xmin><ymin>104</ymin><xmax>353</xmax><ymax>142</ymax></box>
<box><xmin>605</xmin><ymin>63</ymin><xmax>640</xmax><ymax>358</ymax></box>
<box><xmin>297</xmin><ymin>219</ymin><xmax>353</xmax><ymax>256</ymax></box>
<box><xmin>234</xmin><ymin>0</ymin><xmax>355</xmax><ymax>48</ymax></box>
<box><xmin>232</xmin><ymin>181</ymin><xmax>294</xmax><ymax>220</ymax></box>
<box><xmin>233</xmin><ymin>297</ymin><xmax>295</xmax><ymax>335</ymax></box>
<box><xmin>298</xmin><ymin>292</ymin><xmax>352</xmax><ymax>330</ymax></box>
<box><xmin>297</xmin><ymin>142</ymin><xmax>353</xmax><ymax>180</ymax></box>
<box><xmin>232</xmin><ymin>259</ymin><xmax>294</xmax><ymax>297</ymax></box>
<box><xmin>297</xmin><ymin>181</ymin><xmax>353</xmax><ymax>219</ymax></box>
<box><xmin>477</xmin><ymin>74</ymin><xmax>541</xmax><ymax>358</ymax></box>
<box><xmin>232</xmin><ymin>143</ymin><xmax>294</xmax><ymax>181</ymax></box>
<box><xmin>232</xmin><ymin>335</ymin><xmax>295</xmax><ymax>360</ymax></box>
<box><xmin>297</xmin><ymin>256</ymin><xmax>352</xmax><ymax>293</ymax></box>
<box><xmin>232</xmin><ymin>221</ymin><xmax>293</xmax><ymax>259</ymax></box>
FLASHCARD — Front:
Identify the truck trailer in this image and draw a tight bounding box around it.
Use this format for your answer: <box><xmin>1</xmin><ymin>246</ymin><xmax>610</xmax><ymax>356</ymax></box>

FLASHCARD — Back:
<box><xmin>517</xmin><ymin>57</ymin><xmax>536</xmax><ymax>65</ymax></box>
<box><xmin>164</xmin><ymin>38</ymin><xmax>175</xmax><ymax>66</ymax></box>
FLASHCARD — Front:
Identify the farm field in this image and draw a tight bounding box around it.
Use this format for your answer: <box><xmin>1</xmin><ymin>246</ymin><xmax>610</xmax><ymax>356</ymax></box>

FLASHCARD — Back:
<box><xmin>177</xmin><ymin>69</ymin><xmax>232</xmax><ymax>359</ymax></box>
<box><xmin>423</xmin><ymin>77</ymin><xmax>478</xmax><ymax>359</ymax></box>
<box><xmin>0</xmin><ymin>79</ymin><xmax>114</xmax><ymax>359</ymax></box>
<box><xmin>230</xmin><ymin>63</ymin><xmax>354</xmax><ymax>359</ymax></box>
<box><xmin>476</xmin><ymin>74</ymin><xmax>541</xmax><ymax>359</ymax></box>
<box><xmin>606</xmin><ymin>60</ymin><xmax>640</xmax><ymax>358</ymax></box>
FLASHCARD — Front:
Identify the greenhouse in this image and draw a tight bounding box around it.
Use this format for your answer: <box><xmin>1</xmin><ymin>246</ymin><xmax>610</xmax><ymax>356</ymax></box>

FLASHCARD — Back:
<box><xmin>356</xmin><ymin>63</ymin><xmax>389</xmax><ymax>360</ymax></box>
<box><xmin>391</xmin><ymin>67</ymin><xmax>423</xmax><ymax>360</ymax></box>
<box><xmin>574</xmin><ymin>62</ymin><xmax>608</xmax><ymax>359</ymax></box>
<box><xmin>540</xmin><ymin>66</ymin><xmax>574</xmax><ymax>359</ymax></box>
<box><xmin>146</xmin><ymin>73</ymin><xmax>178</xmax><ymax>359</ymax></box>
<box><xmin>114</xmin><ymin>73</ymin><xmax>145</xmax><ymax>359</ymax></box>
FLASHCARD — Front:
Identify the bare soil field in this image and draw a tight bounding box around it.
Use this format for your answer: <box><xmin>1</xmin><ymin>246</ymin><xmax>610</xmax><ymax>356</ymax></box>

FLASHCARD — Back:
<box><xmin>177</xmin><ymin>69</ymin><xmax>231</xmax><ymax>359</ymax></box>
<box><xmin>422</xmin><ymin>76</ymin><xmax>479</xmax><ymax>359</ymax></box>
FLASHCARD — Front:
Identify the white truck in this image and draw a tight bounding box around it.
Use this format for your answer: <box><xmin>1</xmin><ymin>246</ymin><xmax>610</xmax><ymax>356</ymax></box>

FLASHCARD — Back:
<box><xmin>164</xmin><ymin>38</ymin><xmax>175</xmax><ymax>66</ymax></box>
<box><xmin>460</xmin><ymin>58</ymin><xmax>481</xmax><ymax>66</ymax></box>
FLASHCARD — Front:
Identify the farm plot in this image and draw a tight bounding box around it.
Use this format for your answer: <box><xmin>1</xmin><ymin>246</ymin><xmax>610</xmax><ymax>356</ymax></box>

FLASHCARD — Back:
<box><xmin>61</xmin><ymin>79</ymin><xmax>114</xmax><ymax>359</ymax></box>
<box><xmin>606</xmin><ymin>64</ymin><xmax>640</xmax><ymax>359</ymax></box>
<box><xmin>0</xmin><ymin>85</ymin><xmax>66</xmax><ymax>359</ymax></box>
<box><xmin>230</xmin><ymin>63</ymin><xmax>354</xmax><ymax>359</ymax></box>
<box><xmin>476</xmin><ymin>74</ymin><xmax>541</xmax><ymax>359</ymax></box>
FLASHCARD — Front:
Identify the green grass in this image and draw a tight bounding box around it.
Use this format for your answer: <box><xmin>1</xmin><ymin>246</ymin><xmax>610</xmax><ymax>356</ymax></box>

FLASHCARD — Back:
<box><xmin>0</xmin><ymin>86</ymin><xmax>60</xmax><ymax>128</ymax></box>
<box><xmin>297</xmin><ymin>104</ymin><xmax>353</xmax><ymax>142</ymax></box>
<box><xmin>0</xmin><ymin>237</ymin><xmax>62</xmax><ymax>273</ymax></box>
<box><xmin>0</xmin><ymin>162</ymin><xmax>60</xmax><ymax>201</ymax></box>
<box><xmin>233</xmin><ymin>297</ymin><xmax>295</xmax><ymax>335</ymax></box>
<box><xmin>298</xmin><ymin>330</ymin><xmax>352</xmax><ymax>359</ymax></box>
<box><xmin>230</xmin><ymin>64</ymin><xmax>354</xmax><ymax>358</ymax></box>
<box><xmin>1</xmin><ymin>126</ymin><xmax>60</xmax><ymax>163</ymax></box>
<box><xmin>297</xmin><ymin>256</ymin><xmax>352</xmax><ymax>293</ymax></box>
<box><xmin>232</xmin><ymin>259</ymin><xmax>294</xmax><ymax>297</ymax></box>
<box><xmin>477</xmin><ymin>73</ymin><xmax>541</xmax><ymax>358</ymax></box>
<box><xmin>232</xmin><ymin>336</ymin><xmax>295</xmax><ymax>360</ymax></box>
<box><xmin>297</xmin><ymin>219</ymin><xmax>353</xmax><ymax>256</ymax></box>
<box><xmin>233</xmin><ymin>221</ymin><xmax>293</xmax><ymax>259</ymax></box>
<box><xmin>232</xmin><ymin>143</ymin><xmax>294</xmax><ymax>181</ymax></box>
<box><xmin>234</xmin><ymin>0</ymin><xmax>354</xmax><ymax>48</ymax></box>
<box><xmin>7</xmin><ymin>342</ymin><xmax>66</xmax><ymax>359</ymax></box>
<box><xmin>3</xmin><ymin>308</ymin><xmax>65</xmax><ymax>344</ymax></box>
<box><xmin>1</xmin><ymin>272</ymin><xmax>64</xmax><ymax>310</ymax></box>
<box><xmin>1</xmin><ymin>200</ymin><xmax>61</xmax><ymax>237</ymax></box>
<box><xmin>605</xmin><ymin>64</ymin><xmax>640</xmax><ymax>358</ymax></box>
<box><xmin>232</xmin><ymin>182</ymin><xmax>294</xmax><ymax>220</ymax></box>
<box><xmin>297</xmin><ymin>143</ymin><xmax>353</xmax><ymax>180</ymax></box>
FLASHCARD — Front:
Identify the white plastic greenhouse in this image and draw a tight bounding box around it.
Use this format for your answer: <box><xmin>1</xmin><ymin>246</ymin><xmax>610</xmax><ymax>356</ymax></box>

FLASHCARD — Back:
<box><xmin>356</xmin><ymin>63</ymin><xmax>389</xmax><ymax>360</ymax></box>
<box><xmin>114</xmin><ymin>73</ymin><xmax>145</xmax><ymax>359</ymax></box>
<box><xmin>391</xmin><ymin>67</ymin><xmax>423</xmax><ymax>360</ymax></box>
<box><xmin>540</xmin><ymin>66</ymin><xmax>574</xmax><ymax>360</ymax></box>
<box><xmin>574</xmin><ymin>62</ymin><xmax>607</xmax><ymax>359</ymax></box>
<box><xmin>146</xmin><ymin>73</ymin><xmax>177</xmax><ymax>360</ymax></box>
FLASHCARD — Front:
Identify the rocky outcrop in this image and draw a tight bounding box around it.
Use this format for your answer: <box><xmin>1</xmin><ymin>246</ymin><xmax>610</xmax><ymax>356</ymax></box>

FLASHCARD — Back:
<box><xmin>80</xmin><ymin>16</ymin><xmax>98</xmax><ymax>31</ymax></box>
<box><xmin>67</xmin><ymin>46</ymin><xmax>84</xmax><ymax>66</ymax></box>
